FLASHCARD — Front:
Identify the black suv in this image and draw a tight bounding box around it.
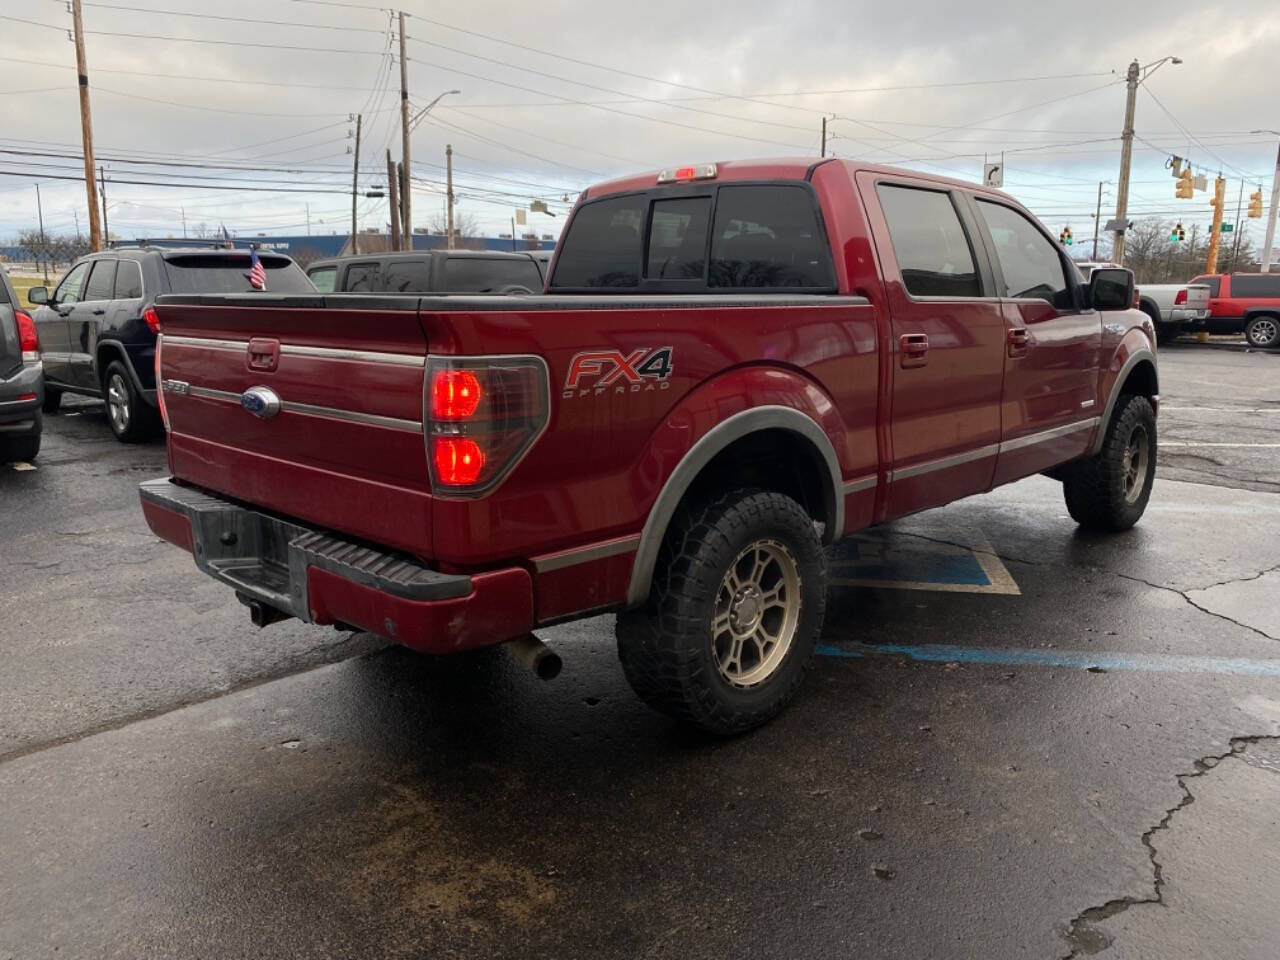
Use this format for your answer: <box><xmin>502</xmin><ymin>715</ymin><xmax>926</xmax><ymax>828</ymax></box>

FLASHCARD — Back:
<box><xmin>27</xmin><ymin>247</ymin><xmax>313</xmax><ymax>442</ymax></box>
<box><xmin>306</xmin><ymin>249</ymin><xmax>545</xmax><ymax>294</ymax></box>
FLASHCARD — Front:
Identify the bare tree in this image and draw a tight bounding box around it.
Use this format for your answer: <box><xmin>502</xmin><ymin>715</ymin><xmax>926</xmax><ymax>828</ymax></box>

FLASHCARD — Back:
<box><xmin>425</xmin><ymin>208</ymin><xmax>480</xmax><ymax>239</ymax></box>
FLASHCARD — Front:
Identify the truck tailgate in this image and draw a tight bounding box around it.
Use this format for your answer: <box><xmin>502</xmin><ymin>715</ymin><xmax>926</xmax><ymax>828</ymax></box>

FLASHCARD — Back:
<box><xmin>155</xmin><ymin>296</ymin><xmax>434</xmax><ymax>557</ymax></box>
<box><xmin>1184</xmin><ymin>284</ymin><xmax>1210</xmax><ymax>311</ymax></box>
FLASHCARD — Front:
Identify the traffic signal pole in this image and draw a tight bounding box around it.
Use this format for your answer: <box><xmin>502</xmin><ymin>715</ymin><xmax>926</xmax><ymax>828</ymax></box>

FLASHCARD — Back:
<box><xmin>1205</xmin><ymin>176</ymin><xmax>1226</xmax><ymax>274</ymax></box>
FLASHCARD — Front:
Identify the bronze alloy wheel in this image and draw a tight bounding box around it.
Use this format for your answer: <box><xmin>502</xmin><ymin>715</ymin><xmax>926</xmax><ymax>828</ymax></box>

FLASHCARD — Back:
<box><xmin>711</xmin><ymin>538</ymin><xmax>802</xmax><ymax>688</ymax></box>
<box><xmin>1122</xmin><ymin>422</ymin><xmax>1150</xmax><ymax>505</ymax></box>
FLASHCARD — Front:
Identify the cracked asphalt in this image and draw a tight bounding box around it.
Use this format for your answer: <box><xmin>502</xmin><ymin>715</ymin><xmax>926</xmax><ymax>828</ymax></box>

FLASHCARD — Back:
<box><xmin>2</xmin><ymin>347</ymin><xmax>1278</xmax><ymax>959</ymax></box>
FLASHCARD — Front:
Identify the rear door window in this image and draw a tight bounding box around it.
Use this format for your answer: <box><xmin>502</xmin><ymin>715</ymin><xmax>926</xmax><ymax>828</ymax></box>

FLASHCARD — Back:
<box><xmin>646</xmin><ymin>197</ymin><xmax>711</xmax><ymax>280</ymax></box>
<box><xmin>163</xmin><ymin>255</ymin><xmax>314</xmax><ymax>294</ymax></box>
<box><xmin>550</xmin><ymin>195</ymin><xmax>645</xmax><ymax>288</ymax></box>
<box><xmin>1229</xmin><ymin>274</ymin><xmax>1280</xmax><ymax>297</ymax></box>
<box><xmin>307</xmin><ymin>266</ymin><xmax>336</xmax><ymax>293</ymax></box>
<box><xmin>114</xmin><ymin>260</ymin><xmax>143</xmax><ymax>299</ymax></box>
<box><xmin>83</xmin><ymin>259</ymin><xmax>117</xmax><ymax>301</ymax></box>
<box><xmin>708</xmin><ymin>185</ymin><xmax>832</xmax><ymax>288</ymax></box>
<box><xmin>441</xmin><ymin>257</ymin><xmax>543</xmax><ymax>293</ymax></box>
<box><xmin>383</xmin><ymin>260</ymin><xmax>433</xmax><ymax>292</ymax></box>
<box><xmin>342</xmin><ymin>261</ymin><xmax>382</xmax><ymax>292</ymax></box>
<box><xmin>876</xmin><ymin>185</ymin><xmax>981</xmax><ymax>297</ymax></box>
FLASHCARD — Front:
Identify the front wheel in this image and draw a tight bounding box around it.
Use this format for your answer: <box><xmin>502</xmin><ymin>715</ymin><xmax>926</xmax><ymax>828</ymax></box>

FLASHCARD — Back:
<box><xmin>1245</xmin><ymin>315</ymin><xmax>1279</xmax><ymax>349</ymax></box>
<box><xmin>1062</xmin><ymin>394</ymin><xmax>1156</xmax><ymax>532</ymax></box>
<box><xmin>616</xmin><ymin>489</ymin><xmax>827</xmax><ymax>735</ymax></box>
<box><xmin>1154</xmin><ymin>322</ymin><xmax>1179</xmax><ymax>346</ymax></box>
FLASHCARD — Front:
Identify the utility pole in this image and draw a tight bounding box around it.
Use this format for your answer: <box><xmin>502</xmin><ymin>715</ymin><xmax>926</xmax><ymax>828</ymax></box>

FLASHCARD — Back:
<box><xmin>181</xmin><ymin>205</ymin><xmax>187</xmax><ymax>239</ymax></box>
<box><xmin>1092</xmin><ymin>181</ymin><xmax>1103</xmax><ymax>259</ymax></box>
<box><xmin>350</xmin><ymin>113</ymin><xmax>362</xmax><ymax>256</ymax></box>
<box><xmin>1205</xmin><ymin>176</ymin><xmax>1226</xmax><ymax>273</ymax></box>
<box><xmin>35</xmin><ymin>184</ymin><xmax>48</xmax><ymax>283</ymax></box>
<box><xmin>1188</xmin><ymin>222</ymin><xmax>1197</xmax><ymax>278</ymax></box>
<box><xmin>446</xmin><ymin>143</ymin><xmax>454</xmax><ymax>248</ymax></box>
<box><xmin>1112</xmin><ymin>59</ymin><xmax>1140</xmax><ymax>265</ymax></box>
<box><xmin>385</xmin><ymin>149</ymin><xmax>400</xmax><ymax>250</ymax></box>
<box><xmin>99</xmin><ymin>166</ymin><xmax>107</xmax><ymax>245</ymax></box>
<box><xmin>1229</xmin><ymin>178</ymin><xmax>1244</xmax><ymax>270</ymax></box>
<box><xmin>70</xmin><ymin>0</ymin><xmax>102</xmax><ymax>252</ymax></box>
<box><xmin>821</xmin><ymin>117</ymin><xmax>827</xmax><ymax>158</ymax></box>
<box><xmin>398</xmin><ymin>10</ymin><xmax>411</xmax><ymax>247</ymax></box>
<box><xmin>1256</xmin><ymin>132</ymin><xmax>1280</xmax><ymax>273</ymax></box>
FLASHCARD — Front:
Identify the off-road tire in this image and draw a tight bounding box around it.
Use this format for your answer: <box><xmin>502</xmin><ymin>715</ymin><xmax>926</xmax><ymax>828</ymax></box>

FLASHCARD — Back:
<box><xmin>41</xmin><ymin>388</ymin><xmax>61</xmax><ymax>413</ymax></box>
<box><xmin>1154</xmin><ymin>321</ymin><xmax>1179</xmax><ymax>346</ymax></box>
<box><xmin>1244</xmin><ymin>315</ymin><xmax>1279</xmax><ymax>350</ymax></box>
<box><xmin>102</xmin><ymin>360</ymin><xmax>159</xmax><ymax>443</ymax></box>
<box><xmin>1062</xmin><ymin>394</ymin><xmax>1156</xmax><ymax>532</ymax></box>
<box><xmin>1</xmin><ymin>416</ymin><xmax>41</xmax><ymax>463</ymax></box>
<box><xmin>616</xmin><ymin>489</ymin><xmax>826</xmax><ymax>735</ymax></box>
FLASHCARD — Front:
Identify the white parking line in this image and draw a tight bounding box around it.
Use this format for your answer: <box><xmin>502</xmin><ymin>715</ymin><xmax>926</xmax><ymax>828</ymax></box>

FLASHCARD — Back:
<box><xmin>1162</xmin><ymin>441</ymin><xmax>1280</xmax><ymax>448</ymax></box>
<box><xmin>1162</xmin><ymin>407</ymin><xmax>1280</xmax><ymax>414</ymax></box>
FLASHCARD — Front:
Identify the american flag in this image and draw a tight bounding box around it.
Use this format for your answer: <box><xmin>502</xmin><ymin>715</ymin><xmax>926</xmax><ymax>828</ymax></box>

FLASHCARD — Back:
<box><xmin>247</xmin><ymin>246</ymin><xmax>267</xmax><ymax>291</ymax></box>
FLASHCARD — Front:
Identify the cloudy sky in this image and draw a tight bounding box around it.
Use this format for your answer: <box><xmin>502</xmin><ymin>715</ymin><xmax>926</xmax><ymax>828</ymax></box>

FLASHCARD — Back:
<box><xmin>2</xmin><ymin>0</ymin><xmax>1278</xmax><ymax>253</ymax></box>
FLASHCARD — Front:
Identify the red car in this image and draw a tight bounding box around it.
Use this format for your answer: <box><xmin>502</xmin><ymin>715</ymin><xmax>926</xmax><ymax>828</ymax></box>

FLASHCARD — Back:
<box><xmin>1189</xmin><ymin>271</ymin><xmax>1280</xmax><ymax>348</ymax></box>
<box><xmin>140</xmin><ymin>159</ymin><xmax>1158</xmax><ymax>734</ymax></box>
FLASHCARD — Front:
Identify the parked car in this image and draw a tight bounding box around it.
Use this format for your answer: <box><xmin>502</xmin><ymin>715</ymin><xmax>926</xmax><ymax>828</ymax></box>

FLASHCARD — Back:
<box><xmin>141</xmin><ymin>158</ymin><xmax>1156</xmax><ymax>735</ymax></box>
<box><xmin>1072</xmin><ymin>260</ymin><xmax>1120</xmax><ymax>282</ymax></box>
<box><xmin>0</xmin><ymin>265</ymin><xmax>43</xmax><ymax>462</ymax></box>
<box><xmin>1134</xmin><ymin>282</ymin><xmax>1211</xmax><ymax>345</ymax></box>
<box><xmin>305</xmin><ymin>250</ymin><xmax>545</xmax><ymax>294</ymax></box>
<box><xmin>1187</xmin><ymin>272</ymin><xmax>1280</xmax><ymax>348</ymax></box>
<box><xmin>27</xmin><ymin>247</ymin><xmax>313</xmax><ymax>441</ymax></box>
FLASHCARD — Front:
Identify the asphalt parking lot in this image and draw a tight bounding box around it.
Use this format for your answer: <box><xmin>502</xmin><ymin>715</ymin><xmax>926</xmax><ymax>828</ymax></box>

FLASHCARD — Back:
<box><xmin>1</xmin><ymin>345</ymin><xmax>1278</xmax><ymax>959</ymax></box>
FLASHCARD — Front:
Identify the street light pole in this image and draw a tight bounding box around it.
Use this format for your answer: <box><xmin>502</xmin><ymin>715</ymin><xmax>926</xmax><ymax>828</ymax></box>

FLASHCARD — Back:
<box><xmin>1113</xmin><ymin>55</ymin><xmax>1181</xmax><ymax>266</ymax></box>
<box><xmin>1253</xmin><ymin>130</ymin><xmax>1280</xmax><ymax>273</ymax></box>
<box><xmin>398</xmin><ymin>11</ymin><xmax>410</xmax><ymax>248</ymax></box>
<box><xmin>1093</xmin><ymin>181</ymin><xmax>1104</xmax><ymax>260</ymax></box>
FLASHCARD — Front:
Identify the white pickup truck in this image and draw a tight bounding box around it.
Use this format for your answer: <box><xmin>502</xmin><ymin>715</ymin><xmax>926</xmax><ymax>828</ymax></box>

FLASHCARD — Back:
<box><xmin>1135</xmin><ymin>282</ymin><xmax>1211</xmax><ymax>345</ymax></box>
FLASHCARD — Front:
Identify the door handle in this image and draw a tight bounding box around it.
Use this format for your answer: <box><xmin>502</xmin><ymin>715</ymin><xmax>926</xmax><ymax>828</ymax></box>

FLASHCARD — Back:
<box><xmin>899</xmin><ymin>333</ymin><xmax>929</xmax><ymax>368</ymax></box>
<box><xmin>92</xmin><ymin>308</ymin><xmax>106</xmax><ymax>315</ymax></box>
<box><xmin>1007</xmin><ymin>327</ymin><xmax>1029</xmax><ymax>358</ymax></box>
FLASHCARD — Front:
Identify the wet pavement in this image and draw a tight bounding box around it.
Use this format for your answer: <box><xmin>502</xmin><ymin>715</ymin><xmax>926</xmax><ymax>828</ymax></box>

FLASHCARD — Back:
<box><xmin>1</xmin><ymin>347</ymin><xmax>1278</xmax><ymax>959</ymax></box>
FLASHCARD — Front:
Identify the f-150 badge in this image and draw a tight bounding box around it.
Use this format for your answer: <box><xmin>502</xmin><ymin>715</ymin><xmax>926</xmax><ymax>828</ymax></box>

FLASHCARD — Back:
<box><xmin>564</xmin><ymin>347</ymin><xmax>673</xmax><ymax>398</ymax></box>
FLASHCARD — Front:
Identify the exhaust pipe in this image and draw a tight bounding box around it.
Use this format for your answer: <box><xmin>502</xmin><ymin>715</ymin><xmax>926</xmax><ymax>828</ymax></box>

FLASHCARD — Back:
<box><xmin>505</xmin><ymin>634</ymin><xmax>562</xmax><ymax>681</ymax></box>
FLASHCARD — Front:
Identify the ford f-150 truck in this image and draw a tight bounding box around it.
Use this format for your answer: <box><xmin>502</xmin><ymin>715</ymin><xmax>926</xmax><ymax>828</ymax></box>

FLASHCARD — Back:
<box><xmin>139</xmin><ymin>159</ymin><xmax>1159</xmax><ymax>734</ymax></box>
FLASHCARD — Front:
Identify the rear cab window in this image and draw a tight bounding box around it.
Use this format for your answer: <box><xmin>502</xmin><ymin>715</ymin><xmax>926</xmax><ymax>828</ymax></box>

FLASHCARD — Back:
<box><xmin>162</xmin><ymin>254</ymin><xmax>313</xmax><ymax>294</ymax></box>
<box><xmin>550</xmin><ymin>182</ymin><xmax>834</xmax><ymax>292</ymax></box>
<box><xmin>875</xmin><ymin>185</ymin><xmax>981</xmax><ymax>298</ymax></box>
<box><xmin>307</xmin><ymin>266</ymin><xmax>337</xmax><ymax>293</ymax></box>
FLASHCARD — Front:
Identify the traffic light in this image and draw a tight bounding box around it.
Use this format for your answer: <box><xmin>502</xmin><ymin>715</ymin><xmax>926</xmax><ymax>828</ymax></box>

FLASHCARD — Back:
<box><xmin>1248</xmin><ymin>188</ymin><xmax>1264</xmax><ymax>218</ymax></box>
<box><xmin>1169</xmin><ymin>222</ymin><xmax>1185</xmax><ymax>242</ymax></box>
<box><xmin>1059</xmin><ymin>226</ymin><xmax>1073</xmax><ymax>246</ymax></box>
<box><xmin>1178</xmin><ymin>223</ymin><xmax>1186</xmax><ymax>241</ymax></box>
<box><xmin>1175</xmin><ymin>169</ymin><xmax>1193</xmax><ymax>199</ymax></box>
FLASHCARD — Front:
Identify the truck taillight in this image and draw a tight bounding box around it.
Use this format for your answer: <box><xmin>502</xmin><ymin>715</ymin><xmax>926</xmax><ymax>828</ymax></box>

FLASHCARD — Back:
<box><xmin>144</xmin><ymin>306</ymin><xmax>161</xmax><ymax>334</ymax></box>
<box><xmin>155</xmin><ymin>335</ymin><xmax>169</xmax><ymax>432</ymax></box>
<box><xmin>425</xmin><ymin>356</ymin><xmax>549</xmax><ymax>495</ymax></box>
<box><xmin>1174</xmin><ymin>289</ymin><xmax>1187</xmax><ymax>306</ymax></box>
<box><xmin>15</xmin><ymin>310</ymin><xmax>38</xmax><ymax>361</ymax></box>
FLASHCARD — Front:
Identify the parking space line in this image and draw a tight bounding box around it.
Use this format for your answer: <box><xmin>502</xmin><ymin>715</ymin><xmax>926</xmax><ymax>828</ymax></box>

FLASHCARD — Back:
<box><xmin>817</xmin><ymin>641</ymin><xmax>1280</xmax><ymax>676</ymax></box>
<box><xmin>829</xmin><ymin>524</ymin><xmax>1021</xmax><ymax>595</ymax></box>
<box><xmin>1161</xmin><ymin>408</ymin><xmax>1280</xmax><ymax>414</ymax></box>
<box><xmin>1162</xmin><ymin>442</ymin><xmax>1280</xmax><ymax>448</ymax></box>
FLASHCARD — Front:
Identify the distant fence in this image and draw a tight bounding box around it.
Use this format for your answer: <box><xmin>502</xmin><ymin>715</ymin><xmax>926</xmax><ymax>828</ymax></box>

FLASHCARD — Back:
<box><xmin>0</xmin><ymin>232</ymin><xmax>556</xmax><ymax>270</ymax></box>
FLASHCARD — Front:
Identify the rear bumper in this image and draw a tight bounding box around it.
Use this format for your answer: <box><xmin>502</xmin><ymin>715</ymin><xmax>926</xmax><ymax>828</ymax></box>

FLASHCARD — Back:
<box><xmin>1169</xmin><ymin>308</ymin><xmax>1208</xmax><ymax>324</ymax></box>
<box><xmin>138</xmin><ymin>477</ymin><xmax>533</xmax><ymax>652</ymax></box>
<box><xmin>0</xmin><ymin>362</ymin><xmax>44</xmax><ymax>429</ymax></box>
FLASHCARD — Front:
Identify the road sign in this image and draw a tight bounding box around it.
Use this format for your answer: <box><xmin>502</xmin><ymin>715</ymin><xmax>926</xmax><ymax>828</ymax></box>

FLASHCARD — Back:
<box><xmin>1104</xmin><ymin>218</ymin><xmax>1133</xmax><ymax>233</ymax></box>
<box><xmin>1221</xmin><ymin>222</ymin><xmax>1234</xmax><ymax>233</ymax></box>
<box><xmin>983</xmin><ymin>162</ymin><xmax>1003</xmax><ymax>187</ymax></box>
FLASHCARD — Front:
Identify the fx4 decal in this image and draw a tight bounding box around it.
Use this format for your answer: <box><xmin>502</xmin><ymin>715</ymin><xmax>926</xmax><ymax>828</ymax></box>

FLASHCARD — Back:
<box><xmin>564</xmin><ymin>347</ymin><xmax>674</xmax><ymax>398</ymax></box>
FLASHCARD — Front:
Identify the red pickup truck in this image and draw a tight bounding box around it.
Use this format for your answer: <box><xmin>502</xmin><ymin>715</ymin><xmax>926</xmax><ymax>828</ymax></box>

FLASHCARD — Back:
<box><xmin>1188</xmin><ymin>271</ymin><xmax>1280</xmax><ymax>348</ymax></box>
<box><xmin>139</xmin><ymin>159</ymin><xmax>1158</xmax><ymax>734</ymax></box>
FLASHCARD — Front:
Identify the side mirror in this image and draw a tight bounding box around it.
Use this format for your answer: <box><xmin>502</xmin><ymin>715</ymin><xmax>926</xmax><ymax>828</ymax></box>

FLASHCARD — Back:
<box><xmin>27</xmin><ymin>286</ymin><xmax>48</xmax><ymax>306</ymax></box>
<box><xmin>1088</xmin><ymin>268</ymin><xmax>1134</xmax><ymax>311</ymax></box>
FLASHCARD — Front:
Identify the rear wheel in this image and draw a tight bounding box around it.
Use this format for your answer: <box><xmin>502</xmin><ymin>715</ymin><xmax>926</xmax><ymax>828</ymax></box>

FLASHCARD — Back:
<box><xmin>616</xmin><ymin>489</ymin><xmax>826</xmax><ymax>735</ymax></box>
<box><xmin>1061</xmin><ymin>394</ymin><xmax>1156</xmax><ymax>532</ymax></box>
<box><xmin>102</xmin><ymin>360</ymin><xmax>158</xmax><ymax>443</ymax></box>
<box><xmin>1244</xmin><ymin>315</ymin><xmax>1279</xmax><ymax>349</ymax></box>
<box><xmin>1154</xmin><ymin>322</ymin><xmax>1179</xmax><ymax>346</ymax></box>
<box><xmin>1</xmin><ymin>416</ymin><xmax>41</xmax><ymax>463</ymax></box>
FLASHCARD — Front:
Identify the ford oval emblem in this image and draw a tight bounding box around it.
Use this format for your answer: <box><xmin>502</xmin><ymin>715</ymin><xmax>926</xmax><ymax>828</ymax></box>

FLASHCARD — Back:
<box><xmin>241</xmin><ymin>386</ymin><xmax>281</xmax><ymax>419</ymax></box>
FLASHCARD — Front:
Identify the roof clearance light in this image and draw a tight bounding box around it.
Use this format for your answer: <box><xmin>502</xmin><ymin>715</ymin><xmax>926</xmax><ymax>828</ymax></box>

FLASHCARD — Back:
<box><xmin>657</xmin><ymin>163</ymin><xmax>717</xmax><ymax>184</ymax></box>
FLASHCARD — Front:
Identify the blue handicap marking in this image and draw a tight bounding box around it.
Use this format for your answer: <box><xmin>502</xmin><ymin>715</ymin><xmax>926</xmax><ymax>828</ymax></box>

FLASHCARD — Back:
<box><xmin>827</xmin><ymin>526</ymin><xmax>1020</xmax><ymax>595</ymax></box>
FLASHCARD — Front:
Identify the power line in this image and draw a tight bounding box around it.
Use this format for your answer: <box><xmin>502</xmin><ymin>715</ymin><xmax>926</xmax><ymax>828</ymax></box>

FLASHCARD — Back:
<box><xmin>75</xmin><ymin>0</ymin><xmax>387</xmax><ymax>31</ymax></box>
<box><xmin>0</xmin><ymin>169</ymin><xmax>354</xmax><ymax>194</ymax></box>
